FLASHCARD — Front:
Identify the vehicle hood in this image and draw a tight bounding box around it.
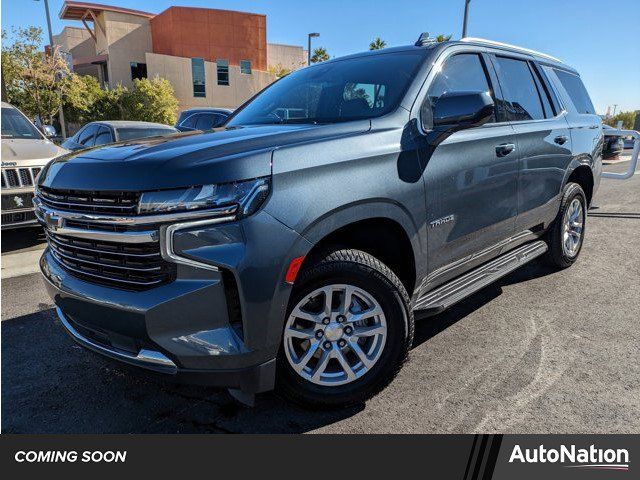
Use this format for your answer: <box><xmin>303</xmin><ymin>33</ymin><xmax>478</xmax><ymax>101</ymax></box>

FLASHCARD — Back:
<box><xmin>1</xmin><ymin>139</ymin><xmax>67</xmax><ymax>167</ymax></box>
<box><xmin>38</xmin><ymin>122</ymin><xmax>370</xmax><ymax>191</ymax></box>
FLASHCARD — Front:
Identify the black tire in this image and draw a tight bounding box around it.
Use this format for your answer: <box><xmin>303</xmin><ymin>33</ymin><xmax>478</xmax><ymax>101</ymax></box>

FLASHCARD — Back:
<box><xmin>276</xmin><ymin>249</ymin><xmax>414</xmax><ymax>408</ymax></box>
<box><xmin>545</xmin><ymin>182</ymin><xmax>587</xmax><ymax>268</ymax></box>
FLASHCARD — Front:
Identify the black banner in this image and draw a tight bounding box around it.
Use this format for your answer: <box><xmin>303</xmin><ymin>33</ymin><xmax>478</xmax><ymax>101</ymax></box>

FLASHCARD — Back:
<box><xmin>1</xmin><ymin>434</ymin><xmax>636</xmax><ymax>478</ymax></box>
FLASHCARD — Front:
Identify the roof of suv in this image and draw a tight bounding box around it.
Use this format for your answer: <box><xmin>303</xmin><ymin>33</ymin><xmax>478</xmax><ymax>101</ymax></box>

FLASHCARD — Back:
<box><xmin>316</xmin><ymin>37</ymin><xmax>574</xmax><ymax>73</ymax></box>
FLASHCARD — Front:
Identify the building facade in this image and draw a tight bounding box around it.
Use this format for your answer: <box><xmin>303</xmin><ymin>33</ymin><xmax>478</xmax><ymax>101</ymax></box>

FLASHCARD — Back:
<box><xmin>55</xmin><ymin>1</ymin><xmax>306</xmax><ymax>110</ymax></box>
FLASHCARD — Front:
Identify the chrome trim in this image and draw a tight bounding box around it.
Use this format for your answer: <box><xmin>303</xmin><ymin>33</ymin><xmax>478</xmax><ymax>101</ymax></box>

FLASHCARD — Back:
<box><xmin>56</xmin><ymin>307</ymin><xmax>177</xmax><ymax>374</ymax></box>
<box><xmin>461</xmin><ymin>37</ymin><xmax>563</xmax><ymax>63</ymax></box>
<box><xmin>50</xmin><ymin>250</ymin><xmax>165</xmax><ymax>286</ymax></box>
<box><xmin>46</xmin><ymin>233</ymin><xmax>160</xmax><ymax>258</ymax></box>
<box><xmin>34</xmin><ymin>196</ymin><xmax>237</xmax><ymax>226</ymax></box>
<box><xmin>414</xmin><ymin>240</ymin><xmax>548</xmax><ymax>312</ymax></box>
<box><xmin>161</xmin><ymin>216</ymin><xmax>236</xmax><ymax>272</ymax></box>
<box><xmin>49</xmin><ymin>244</ymin><xmax>162</xmax><ymax>272</ymax></box>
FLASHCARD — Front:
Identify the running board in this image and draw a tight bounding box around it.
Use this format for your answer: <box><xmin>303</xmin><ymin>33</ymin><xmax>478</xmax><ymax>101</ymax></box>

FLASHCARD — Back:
<box><xmin>413</xmin><ymin>240</ymin><xmax>548</xmax><ymax>314</ymax></box>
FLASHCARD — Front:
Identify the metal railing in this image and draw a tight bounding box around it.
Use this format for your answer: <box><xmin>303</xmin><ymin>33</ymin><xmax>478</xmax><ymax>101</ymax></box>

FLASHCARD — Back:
<box><xmin>601</xmin><ymin>129</ymin><xmax>639</xmax><ymax>180</ymax></box>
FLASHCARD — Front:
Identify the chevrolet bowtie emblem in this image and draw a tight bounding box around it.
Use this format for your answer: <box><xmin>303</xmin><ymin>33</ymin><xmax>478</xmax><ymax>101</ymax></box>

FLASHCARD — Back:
<box><xmin>44</xmin><ymin>211</ymin><xmax>62</xmax><ymax>231</ymax></box>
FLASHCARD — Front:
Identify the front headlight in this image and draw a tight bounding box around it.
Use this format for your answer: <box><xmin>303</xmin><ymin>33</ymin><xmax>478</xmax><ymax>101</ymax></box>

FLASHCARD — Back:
<box><xmin>138</xmin><ymin>177</ymin><xmax>270</xmax><ymax>218</ymax></box>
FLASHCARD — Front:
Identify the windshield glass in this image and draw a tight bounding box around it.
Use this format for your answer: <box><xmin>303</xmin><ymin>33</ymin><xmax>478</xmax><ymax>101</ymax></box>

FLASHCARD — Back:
<box><xmin>227</xmin><ymin>51</ymin><xmax>426</xmax><ymax>126</ymax></box>
<box><xmin>1</xmin><ymin>107</ymin><xmax>44</xmax><ymax>140</ymax></box>
<box><xmin>118</xmin><ymin>127</ymin><xmax>175</xmax><ymax>141</ymax></box>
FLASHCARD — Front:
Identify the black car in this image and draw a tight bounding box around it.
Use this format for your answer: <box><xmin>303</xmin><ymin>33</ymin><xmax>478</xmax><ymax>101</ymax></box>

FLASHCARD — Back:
<box><xmin>602</xmin><ymin>125</ymin><xmax>625</xmax><ymax>159</ymax></box>
<box><xmin>62</xmin><ymin>121</ymin><xmax>178</xmax><ymax>151</ymax></box>
<box><xmin>175</xmin><ymin>108</ymin><xmax>233</xmax><ymax>132</ymax></box>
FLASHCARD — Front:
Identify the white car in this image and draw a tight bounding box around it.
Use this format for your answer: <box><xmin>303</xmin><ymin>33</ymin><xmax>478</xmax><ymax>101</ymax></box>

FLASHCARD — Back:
<box><xmin>1</xmin><ymin>102</ymin><xmax>68</xmax><ymax>229</ymax></box>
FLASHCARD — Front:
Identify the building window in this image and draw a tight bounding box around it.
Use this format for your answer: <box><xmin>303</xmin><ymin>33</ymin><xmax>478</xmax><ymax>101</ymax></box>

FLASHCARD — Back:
<box><xmin>130</xmin><ymin>62</ymin><xmax>147</xmax><ymax>80</ymax></box>
<box><xmin>240</xmin><ymin>60</ymin><xmax>252</xmax><ymax>75</ymax></box>
<box><xmin>217</xmin><ymin>59</ymin><xmax>229</xmax><ymax>86</ymax></box>
<box><xmin>191</xmin><ymin>58</ymin><xmax>206</xmax><ymax>98</ymax></box>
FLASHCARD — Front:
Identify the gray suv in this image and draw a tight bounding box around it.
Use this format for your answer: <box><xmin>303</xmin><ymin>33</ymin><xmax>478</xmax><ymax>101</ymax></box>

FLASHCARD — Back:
<box><xmin>35</xmin><ymin>37</ymin><xmax>602</xmax><ymax>407</ymax></box>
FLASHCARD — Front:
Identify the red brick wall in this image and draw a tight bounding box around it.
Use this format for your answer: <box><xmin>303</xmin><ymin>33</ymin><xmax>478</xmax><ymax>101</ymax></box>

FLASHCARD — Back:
<box><xmin>150</xmin><ymin>6</ymin><xmax>267</xmax><ymax>71</ymax></box>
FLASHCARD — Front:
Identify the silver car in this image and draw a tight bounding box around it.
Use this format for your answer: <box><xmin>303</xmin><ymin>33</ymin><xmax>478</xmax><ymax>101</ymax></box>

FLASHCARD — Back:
<box><xmin>1</xmin><ymin>102</ymin><xmax>68</xmax><ymax>229</ymax></box>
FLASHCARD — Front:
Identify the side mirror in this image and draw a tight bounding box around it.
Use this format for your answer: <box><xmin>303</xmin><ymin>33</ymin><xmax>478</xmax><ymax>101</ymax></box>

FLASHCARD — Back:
<box><xmin>43</xmin><ymin>125</ymin><xmax>57</xmax><ymax>137</ymax></box>
<box><xmin>428</xmin><ymin>91</ymin><xmax>494</xmax><ymax>144</ymax></box>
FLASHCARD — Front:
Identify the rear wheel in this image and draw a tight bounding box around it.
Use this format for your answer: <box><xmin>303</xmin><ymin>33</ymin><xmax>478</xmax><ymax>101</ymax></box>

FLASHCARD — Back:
<box><xmin>545</xmin><ymin>182</ymin><xmax>587</xmax><ymax>268</ymax></box>
<box><xmin>276</xmin><ymin>249</ymin><xmax>414</xmax><ymax>408</ymax></box>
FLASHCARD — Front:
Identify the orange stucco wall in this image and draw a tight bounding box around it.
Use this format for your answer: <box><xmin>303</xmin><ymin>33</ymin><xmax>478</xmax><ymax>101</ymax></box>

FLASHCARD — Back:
<box><xmin>150</xmin><ymin>6</ymin><xmax>267</xmax><ymax>72</ymax></box>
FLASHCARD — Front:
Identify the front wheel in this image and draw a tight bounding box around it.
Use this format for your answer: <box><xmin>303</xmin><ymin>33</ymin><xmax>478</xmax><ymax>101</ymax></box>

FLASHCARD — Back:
<box><xmin>276</xmin><ymin>249</ymin><xmax>414</xmax><ymax>408</ymax></box>
<box><xmin>545</xmin><ymin>182</ymin><xmax>587</xmax><ymax>268</ymax></box>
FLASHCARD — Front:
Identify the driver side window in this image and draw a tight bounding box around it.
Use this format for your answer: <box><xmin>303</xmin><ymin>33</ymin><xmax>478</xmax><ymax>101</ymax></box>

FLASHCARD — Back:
<box><xmin>422</xmin><ymin>53</ymin><xmax>494</xmax><ymax>130</ymax></box>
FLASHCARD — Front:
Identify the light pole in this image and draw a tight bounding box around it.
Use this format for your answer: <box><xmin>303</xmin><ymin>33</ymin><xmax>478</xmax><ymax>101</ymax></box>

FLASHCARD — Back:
<box><xmin>36</xmin><ymin>0</ymin><xmax>67</xmax><ymax>138</ymax></box>
<box><xmin>462</xmin><ymin>0</ymin><xmax>471</xmax><ymax>38</ymax></box>
<box><xmin>307</xmin><ymin>32</ymin><xmax>320</xmax><ymax>65</ymax></box>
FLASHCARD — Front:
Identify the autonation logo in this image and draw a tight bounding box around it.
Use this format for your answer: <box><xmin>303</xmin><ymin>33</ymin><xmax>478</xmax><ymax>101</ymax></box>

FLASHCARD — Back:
<box><xmin>509</xmin><ymin>444</ymin><xmax>630</xmax><ymax>471</ymax></box>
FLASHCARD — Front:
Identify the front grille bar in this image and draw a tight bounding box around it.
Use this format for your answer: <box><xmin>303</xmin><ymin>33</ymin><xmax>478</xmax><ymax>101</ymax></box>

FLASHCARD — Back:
<box><xmin>1</xmin><ymin>167</ymin><xmax>42</xmax><ymax>188</ymax></box>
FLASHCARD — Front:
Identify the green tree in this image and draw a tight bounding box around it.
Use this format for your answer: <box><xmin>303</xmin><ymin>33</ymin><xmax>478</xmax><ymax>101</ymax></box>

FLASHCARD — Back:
<box><xmin>120</xmin><ymin>77</ymin><xmax>178</xmax><ymax>125</ymax></box>
<box><xmin>369</xmin><ymin>37</ymin><xmax>386</xmax><ymax>50</ymax></box>
<box><xmin>2</xmin><ymin>27</ymin><xmax>72</xmax><ymax>123</ymax></box>
<box><xmin>604</xmin><ymin>111</ymin><xmax>637</xmax><ymax>130</ymax></box>
<box><xmin>268</xmin><ymin>63</ymin><xmax>293</xmax><ymax>78</ymax></box>
<box><xmin>310</xmin><ymin>47</ymin><xmax>330</xmax><ymax>63</ymax></box>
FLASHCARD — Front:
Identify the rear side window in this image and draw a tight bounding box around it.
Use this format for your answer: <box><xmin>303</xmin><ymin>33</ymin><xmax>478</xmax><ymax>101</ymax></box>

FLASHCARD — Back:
<box><xmin>78</xmin><ymin>124</ymin><xmax>99</xmax><ymax>145</ymax></box>
<box><xmin>195</xmin><ymin>114</ymin><xmax>217</xmax><ymax>130</ymax></box>
<box><xmin>553</xmin><ymin>69</ymin><xmax>595</xmax><ymax>114</ymax></box>
<box><xmin>117</xmin><ymin>128</ymin><xmax>173</xmax><ymax>141</ymax></box>
<box><xmin>93</xmin><ymin>127</ymin><xmax>113</xmax><ymax>146</ymax></box>
<box><xmin>425</xmin><ymin>53</ymin><xmax>495</xmax><ymax>127</ymax></box>
<box><xmin>180</xmin><ymin>114</ymin><xmax>199</xmax><ymax>128</ymax></box>
<box><xmin>493</xmin><ymin>56</ymin><xmax>545</xmax><ymax>121</ymax></box>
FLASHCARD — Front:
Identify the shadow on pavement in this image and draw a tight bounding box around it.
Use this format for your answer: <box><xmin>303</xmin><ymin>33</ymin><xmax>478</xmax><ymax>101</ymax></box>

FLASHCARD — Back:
<box><xmin>1</xmin><ymin>308</ymin><xmax>362</xmax><ymax>434</ymax></box>
<box><xmin>1</xmin><ymin>227</ymin><xmax>46</xmax><ymax>254</ymax></box>
<box><xmin>1</xmin><ymin>259</ymin><xmax>556</xmax><ymax>434</ymax></box>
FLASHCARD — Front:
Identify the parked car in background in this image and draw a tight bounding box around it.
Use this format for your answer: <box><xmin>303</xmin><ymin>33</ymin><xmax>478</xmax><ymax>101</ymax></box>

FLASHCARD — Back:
<box><xmin>175</xmin><ymin>108</ymin><xmax>232</xmax><ymax>132</ymax></box>
<box><xmin>1</xmin><ymin>102</ymin><xmax>68</xmax><ymax>229</ymax></box>
<box><xmin>602</xmin><ymin>125</ymin><xmax>625</xmax><ymax>159</ymax></box>
<box><xmin>623</xmin><ymin>136</ymin><xmax>635</xmax><ymax>150</ymax></box>
<box><xmin>62</xmin><ymin>121</ymin><xmax>178</xmax><ymax>152</ymax></box>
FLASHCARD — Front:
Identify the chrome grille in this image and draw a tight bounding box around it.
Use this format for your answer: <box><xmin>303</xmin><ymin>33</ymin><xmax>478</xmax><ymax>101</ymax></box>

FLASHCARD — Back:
<box><xmin>46</xmin><ymin>232</ymin><xmax>175</xmax><ymax>290</ymax></box>
<box><xmin>1</xmin><ymin>167</ymin><xmax>42</xmax><ymax>188</ymax></box>
<box><xmin>38</xmin><ymin>187</ymin><xmax>139</xmax><ymax>215</ymax></box>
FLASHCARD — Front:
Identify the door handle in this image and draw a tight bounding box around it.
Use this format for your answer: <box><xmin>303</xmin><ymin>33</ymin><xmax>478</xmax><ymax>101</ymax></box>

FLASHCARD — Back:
<box><xmin>495</xmin><ymin>143</ymin><xmax>515</xmax><ymax>157</ymax></box>
<box><xmin>554</xmin><ymin>135</ymin><xmax>568</xmax><ymax>145</ymax></box>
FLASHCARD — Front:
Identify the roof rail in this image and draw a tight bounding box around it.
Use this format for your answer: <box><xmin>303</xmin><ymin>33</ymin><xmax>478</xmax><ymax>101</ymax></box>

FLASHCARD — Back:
<box><xmin>460</xmin><ymin>37</ymin><xmax>562</xmax><ymax>63</ymax></box>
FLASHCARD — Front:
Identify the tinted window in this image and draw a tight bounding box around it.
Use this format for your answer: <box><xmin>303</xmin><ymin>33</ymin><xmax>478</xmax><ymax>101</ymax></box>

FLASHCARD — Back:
<box><xmin>240</xmin><ymin>60</ymin><xmax>252</xmax><ymax>74</ymax></box>
<box><xmin>78</xmin><ymin>124</ymin><xmax>99</xmax><ymax>145</ymax></box>
<box><xmin>425</xmin><ymin>53</ymin><xmax>494</xmax><ymax>127</ymax></box>
<box><xmin>493</xmin><ymin>56</ymin><xmax>544</xmax><ymax>121</ymax></box>
<box><xmin>1</xmin><ymin>107</ymin><xmax>43</xmax><ymax>140</ymax></box>
<box><xmin>217</xmin><ymin>59</ymin><xmax>230</xmax><ymax>86</ymax></box>
<box><xmin>93</xmin><ymin>127</ymin><xmax>113</xmax><ymax>146</ymax></box>
<box><xmin>192</xmin><ymin>58</ymin><xmax>206</xmax><ymax>98</ymax></box>
<box><xmin>195</xmin><ymin>114</ymin><xmax>217</xmax><ymax>130</ymax></box>
<box><xmin>554</xmin><ymin>69</ymin><xmax>595</xmax><ymax>114</ymax></box>
<box><xmin>228</xmin><ymin>51</ymin><xmax>426</xmax><ymax>126</ymax></box>
<box><xmin>180</xmin><ymin>113</ymin><xmax>199</xmax><ymax>128</ymax></box>
<box><xmin>117</xmin><ymin>127</ymin><xmax>174</xmax><ymax>141</ymax></box>
<box><xmin>130</xmin><ymin>62</ymin><xmax>147</xmax><ymax>80</ymax></box>
<box><xmin>529</xmin><ymin>64</ymin><xmax>554</xmax><ymax>117</ymax></box>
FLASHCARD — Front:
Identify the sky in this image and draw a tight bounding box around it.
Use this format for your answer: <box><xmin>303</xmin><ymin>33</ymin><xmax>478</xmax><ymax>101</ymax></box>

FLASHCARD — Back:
<box><xmin>2</xmin><ymin>0</ymin><xmax>638</xmax><ymax>114</ymax></box>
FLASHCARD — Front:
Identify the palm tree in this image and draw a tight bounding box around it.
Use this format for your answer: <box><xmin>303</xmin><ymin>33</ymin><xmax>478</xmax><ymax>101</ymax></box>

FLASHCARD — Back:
<box><xmin>435</xmin><ymin>34</ymin><xmax>452</xmax><ymax>42</ymax></box>
<box><xmin>310</xmin><ymin>47</ymin><xmax>330</xmax><ymax>63</ymax></box>
<box><xmin>369</xmin><ymin>37</ymin><xmax>386</xmax><ymax>50</ymax></box>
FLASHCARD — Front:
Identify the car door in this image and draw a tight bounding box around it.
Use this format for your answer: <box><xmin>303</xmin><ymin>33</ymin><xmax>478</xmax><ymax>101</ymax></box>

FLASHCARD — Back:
<box><xmin>489</xmin><ymin>54</ymin><xmax>573</xmax><ymax>236</ymax></box>
<box><xmin>420</xmin><ymin>51</ymin><xmax>519</xmax><ymax>287</ymax></box>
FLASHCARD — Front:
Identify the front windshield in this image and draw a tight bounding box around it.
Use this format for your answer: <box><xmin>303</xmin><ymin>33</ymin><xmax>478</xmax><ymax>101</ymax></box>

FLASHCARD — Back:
<box><xmin>1</xmin><ymin>107</ymin><xmax>44</xmax><ymax>140</ymax></box>
<box><xmin>227</xmin><ymin>51</ymin><xmax>426</xmax><ymax>126</ymax></box>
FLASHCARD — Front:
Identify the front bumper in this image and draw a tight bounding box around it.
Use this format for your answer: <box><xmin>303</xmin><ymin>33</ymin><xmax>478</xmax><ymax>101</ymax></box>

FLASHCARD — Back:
<box><xmin>40</xmin><ymin>210</ymin><xmax>312</xmax><ymax>393</ymax></box>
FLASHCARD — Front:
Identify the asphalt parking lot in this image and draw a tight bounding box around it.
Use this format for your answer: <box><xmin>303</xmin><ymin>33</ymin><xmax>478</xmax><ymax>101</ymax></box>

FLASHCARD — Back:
<box><xmin>2</xmin><ymin>157</ymin><xmax>639</xmax><ymax>434</ymax></box>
